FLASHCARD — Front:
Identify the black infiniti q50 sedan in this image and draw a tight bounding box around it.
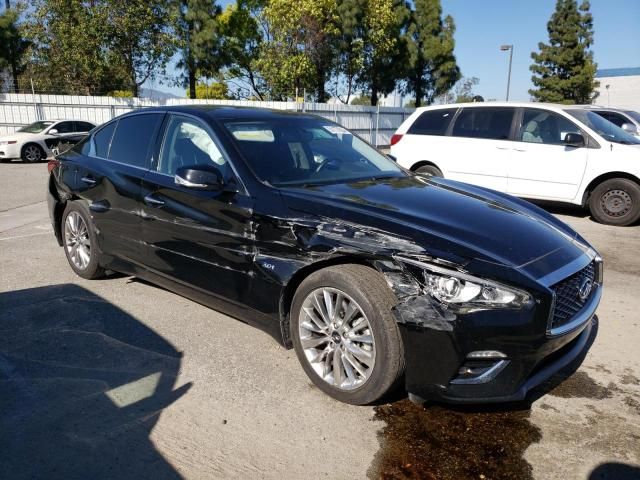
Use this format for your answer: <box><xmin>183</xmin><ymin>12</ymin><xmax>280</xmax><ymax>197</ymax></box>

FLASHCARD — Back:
<box><xmin>47</xmin><ymin>106</ymin><xmax>602</xmax><ymax>405</ymax></box>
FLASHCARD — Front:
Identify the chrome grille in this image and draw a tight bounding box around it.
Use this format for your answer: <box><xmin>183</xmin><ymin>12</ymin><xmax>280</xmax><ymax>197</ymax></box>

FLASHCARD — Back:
<box><xmin>550</xmin><ymin>262</ymin><xmax>596</xmax><ymax>330</ymax></box>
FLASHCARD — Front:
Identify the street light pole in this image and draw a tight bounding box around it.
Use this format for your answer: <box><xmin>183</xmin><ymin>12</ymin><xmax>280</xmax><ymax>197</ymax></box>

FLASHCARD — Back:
<box><xmin>500</xmin><ymin>44</ymin><xmax>514</xmax><ymax>101</ymax></box>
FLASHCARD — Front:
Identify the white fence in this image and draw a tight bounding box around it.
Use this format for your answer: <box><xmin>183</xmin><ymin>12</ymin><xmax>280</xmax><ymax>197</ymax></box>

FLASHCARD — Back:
<box><xmin>0</xmin><ymin>93</ymin><xmax>414</xmax><ymax>146</ymax></box>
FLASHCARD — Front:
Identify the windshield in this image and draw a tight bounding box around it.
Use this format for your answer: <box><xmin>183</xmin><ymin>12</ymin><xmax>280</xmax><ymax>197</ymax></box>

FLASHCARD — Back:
<box><xmin>223</xmin><ymin>117</ymin><xmax>405</xmax><ymax>187</ymax></box>
<box><xmin>17</xmin><ymin>121</ymin><xmax>55</xmax><ymax>133</ymax></box>
<box><xmin>565</xmin><ymin>109</ymin><xmax>640</xmax><ymax>145</ymax></box>
<box><xmin>624</xmin><ymin>110</ymin><xmax>640</xmax><ymax>123</ymax></box>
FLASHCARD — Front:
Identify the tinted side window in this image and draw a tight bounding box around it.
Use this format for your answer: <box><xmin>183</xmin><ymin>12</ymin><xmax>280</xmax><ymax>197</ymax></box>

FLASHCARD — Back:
<box><xmin>108</xmin><ymin>114</ymin><xmax>163</xmax><ymax>168</ymax></box>
<box><xmin>91</xmin><ymin>122</ymin><xmax>117</xmax><ymax>158</ymax></box>
<box><xmin>408</xmin><ymin>108</ymin><xmax>457</xmax><ymax>136</ymax></box>
<box><xmin>76</xmin><ymin>121</ymin><xmax>95</xmax><ymax>132</ymax></box>
<box><xmin>158</xmin><ymin>116</ymin><xmax>227</xmax><ymax>176</ymax></box>
<box><xmin>55</xmin><ymin>121</ymin><xmax>74</xmax><ymax>134</ymax></box>
<box><xmin>519</xmin><ymin>109</ymin><xmax>581</xmax><ymax>145</ymax></box>
<box><xmin>451</xmin><ymin>108</ymin><xmax>514</xmax><ymax>140</ymax></box>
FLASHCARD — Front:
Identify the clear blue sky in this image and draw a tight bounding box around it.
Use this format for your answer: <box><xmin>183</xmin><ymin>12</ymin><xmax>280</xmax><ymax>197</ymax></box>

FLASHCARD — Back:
<box><xmin>150</xmin><ymin>0</ymin><xmax>640</xmax><ymax>100</ymax></box>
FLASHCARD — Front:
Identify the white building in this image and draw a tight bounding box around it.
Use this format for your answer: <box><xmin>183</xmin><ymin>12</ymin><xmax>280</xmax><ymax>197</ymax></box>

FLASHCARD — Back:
<box><xmin>594</xmin><ymin>67</ymin><xmax>640</xmax><ymax>110</ymax></box>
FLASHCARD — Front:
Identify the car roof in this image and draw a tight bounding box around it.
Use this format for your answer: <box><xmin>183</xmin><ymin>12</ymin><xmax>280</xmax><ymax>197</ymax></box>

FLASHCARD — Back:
<box><xmin>413</xmin><ymin>101</ymin><xmax>584</xmax><ymax>113</ymax></box>
<box><xmin>575</xmin><ymin>105</ymin><xmax>636</xmax><ymax>113</ymax></box>
<box><xmin>120</xmin><ymin>105</ymin><xmax>321</xmax><ymax>122</ymax></box>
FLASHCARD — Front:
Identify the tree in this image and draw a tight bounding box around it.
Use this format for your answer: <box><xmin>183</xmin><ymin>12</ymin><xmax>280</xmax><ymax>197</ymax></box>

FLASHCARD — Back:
<box><xmin>255</xmin><ymin>0</ymin><xmax>339</xmax><ymax>101</ymax></box>
<box><xmin>357</xmin><ymin>0</ymin><xmax>409</xmax><ymax>106</ymax></box>
<box><xmin>188</xmin><ymin>80</ymin><xmax>231</xmax><ymax>99</ymax></box>
<box><xmin>218</xmin><ymin>0</ymin><xmax>267</xmax><ymax>100</ymax></box>
<box><xmin>104</xmin><ymin>1</ymin><xmax>177</xmax><ymax>97</ymax></box>
<box><xmin>332</xmin><ymin>0</ymin><xmax>365</xmax><ymax>103</ymax></box>
<box><xmin>23</xmin><ymin>0</ymin><xmax>128</xmax><ymax>95</ymax></box>
<box><xmin>529</xmin><ymin>0</ymin><xmax>598</xmax><ymax>104</ymax></box>
<box><xmin>173</xmin><ymin>0</ymin><xmax>223</xmax><ymax>99</ymax></box>
<box><xmin>0</xmin><ymin>2</ymin><xmax>28</xmax><ymax>92</ymax></box>
<box><xmin>403</xmin><ymin>0</ymin><xmax>460</xmax><ymax>107</ymax></box>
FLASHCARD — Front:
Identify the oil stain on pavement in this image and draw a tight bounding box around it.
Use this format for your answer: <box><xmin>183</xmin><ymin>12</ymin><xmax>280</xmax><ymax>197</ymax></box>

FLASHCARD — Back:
<box><xmin>368</xmin><ymin>399</ymin><xmax>541</xmax><ymax>480</ymax></box>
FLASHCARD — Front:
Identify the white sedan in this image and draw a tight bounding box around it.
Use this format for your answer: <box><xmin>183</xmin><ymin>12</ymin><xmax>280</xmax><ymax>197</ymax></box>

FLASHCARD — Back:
<box><xmin>0</xmin><ymin>119</ymin><xmax>96</xmax><ymax>163</ymax></box>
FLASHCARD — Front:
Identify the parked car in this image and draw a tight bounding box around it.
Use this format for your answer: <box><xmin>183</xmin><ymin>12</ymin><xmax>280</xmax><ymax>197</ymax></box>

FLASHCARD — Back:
<box><xmin>390</xmin><ymin>102</ymin><xmax>640</xmax><ymax>226</ymax></box>
<box><xmin>581</xmin><ymin>105</ymin><xmax>640</xmax><ymax>138</ymax></box>
<box><xmin>0</xmin><ymin>119</ymin><xmax>96</xmax><ymax>163</ymax></box>
<box><xmin>48</xmin><ymin>106</ymin><xmax>602</xmax><ymax>405</ymax></box>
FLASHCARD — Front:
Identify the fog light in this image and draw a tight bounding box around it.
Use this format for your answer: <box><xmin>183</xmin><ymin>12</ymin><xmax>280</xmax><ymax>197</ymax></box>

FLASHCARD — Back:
<box><xmin>467</xmin><ymin>350</ymin><xmax>507</xmax><ymax>359</ymax></box>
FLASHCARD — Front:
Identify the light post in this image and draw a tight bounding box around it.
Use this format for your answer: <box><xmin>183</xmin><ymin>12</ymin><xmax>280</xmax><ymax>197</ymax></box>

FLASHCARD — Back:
<box><xmin>500</xmin><ymin>44</ymin><xmax>514</xmax><ymax>101</ymax></box>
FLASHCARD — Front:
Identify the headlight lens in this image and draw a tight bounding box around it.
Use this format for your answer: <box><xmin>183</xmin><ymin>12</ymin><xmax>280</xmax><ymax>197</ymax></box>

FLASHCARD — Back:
<box><xmin>397</xmin><ymin>256</ymin><xmax>531</xmax><ymax>311</ymax></box>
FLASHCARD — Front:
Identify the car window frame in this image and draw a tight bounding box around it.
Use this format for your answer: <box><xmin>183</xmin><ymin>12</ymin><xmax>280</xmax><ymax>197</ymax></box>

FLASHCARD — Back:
<box><xmin>515</xmin><ymin>107</ymin><xmax>599</xmax><ymax>149</ymax></box>
<box><xmin>104</xmin><ymin>112</ymin><xmax>165</xmax><ymax>171</ymax></box>
<box><xmin>50</xmin><ymin>121</ymin><xmax>75</xmax><ymax>135</ymax></box>
<box><xmin>449</xmin><ymin>106</ymin><xmax>518</xmax><ymax>141</ymax></box>
<box><xmin>153</xmin><ymin>112</ymin><xmax>247</xmax><ymax>194</ymax></box>
<box><xmin>408</xmin><ymin>107</ymin><xmax>460</xmax><ymax>137</ymax></box>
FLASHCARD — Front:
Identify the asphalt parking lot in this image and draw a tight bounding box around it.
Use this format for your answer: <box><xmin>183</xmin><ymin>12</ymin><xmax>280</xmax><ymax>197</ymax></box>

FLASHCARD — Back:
<box><xmin>1</xmin><ymin>162</ymin><xmax>639</xmax><ymax>480</ymax></box>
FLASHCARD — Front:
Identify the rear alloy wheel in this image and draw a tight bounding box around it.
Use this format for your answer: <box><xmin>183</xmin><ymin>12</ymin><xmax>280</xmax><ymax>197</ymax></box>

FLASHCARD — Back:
<box><xmin>415</xmin><ymin>164</ymin><xmax>442</xmax><ymax>177</ymax></box>
<box><xmin>62</xmin><ymin>202</ymin><xmax>105</xmax><ymax>279</ymax></box>
<box><xmin>21</xmin><ymin>144</ymin><xmax>45</xmax><ymax>163</ymax></box>
<box><xmin>589</xmin><ymin>178</ymin><xmax>640</xmax><ymax>226</ymax></box>
<box><xmin>291</xmin><ymin>265</ymin><xmax>404</xmax><ymax>405</ymax></box>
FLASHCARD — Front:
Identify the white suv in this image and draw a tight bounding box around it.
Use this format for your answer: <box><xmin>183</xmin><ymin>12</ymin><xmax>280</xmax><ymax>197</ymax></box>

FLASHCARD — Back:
<box><xmin>391</xmin><ymin>102</ymin><xmax>640</xmax><ymax>226</ymax></box>
<box><xmin>0</xmin><ymin>119</ymin><xmax>96</xmax><ymax>163</ymax></box>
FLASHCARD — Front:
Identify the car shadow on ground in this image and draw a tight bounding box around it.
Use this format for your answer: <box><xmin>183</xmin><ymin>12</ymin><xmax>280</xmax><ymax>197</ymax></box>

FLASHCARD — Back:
<box><xmin>0</xmin><ymin>284</ymin><xmax>191</xmax><ymax>480</ymax></box>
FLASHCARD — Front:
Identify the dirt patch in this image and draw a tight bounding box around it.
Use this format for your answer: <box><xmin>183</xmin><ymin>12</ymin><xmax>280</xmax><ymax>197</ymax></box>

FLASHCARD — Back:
<box><xmin>620</xmin><ymin>369</ymin><xmax>640</xmax><ymax>386</ymax></box>
<box><xmin>546</xmin><ymin>371</ymin><xmax>619</xmax><ymax>399</ymax></box>
<box><xmin>368</xmin><ymin>399</ymin><xmax>541</xmax><ymax>480</ymax></box>
<box><xmin>624</xmin><ymin>396</ymin><xmax>640</xmax><ymax>416</ymax></box>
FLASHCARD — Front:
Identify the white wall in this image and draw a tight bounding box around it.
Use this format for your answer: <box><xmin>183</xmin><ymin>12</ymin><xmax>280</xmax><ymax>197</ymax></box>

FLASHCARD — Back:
<box><xmin>593</xmin><ymin>75</ymin><xmax>640</xmax><ymax>110</ymax></box>
<box><xmin>0</xmin><ymin>94</ymin><xmax>414</xmax><ymax>146</ymax></box>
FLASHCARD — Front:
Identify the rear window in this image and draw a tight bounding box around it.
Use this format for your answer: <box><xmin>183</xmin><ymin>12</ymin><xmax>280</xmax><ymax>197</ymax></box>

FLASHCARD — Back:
<box><xmin>91</xmin><ymin>122</ymin><xmax>117</xmax><ymax>158</ymax></box>
<box><xmin>108</xmin><ymin>114</ymin><xmax>163</xmax><ymax>168</ymax></box>
<box><xmin>451</xmin><ymin>108</ymin><xmax>514</xmax><ymax>140</ymax></box>
<box><xmin>408</xmin><ymin>108</ymin><xmax>457</xmax><ymax>136</ymax></box>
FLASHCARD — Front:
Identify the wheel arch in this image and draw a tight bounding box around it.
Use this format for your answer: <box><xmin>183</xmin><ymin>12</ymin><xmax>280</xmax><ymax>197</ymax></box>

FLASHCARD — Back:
<box><xmin>410</xmin><ymin>160</ymin><xmax>442</xmax><ymax>173</ymax></box>
<box><xmin>278</xmin><ymin>256</ymin><xmax>379</xmax><ymax>348</ymax></box>
<box><xmin>581</xmin><ymin>171</ymin><xmax>640</xmax><ymax>206</ymax></box>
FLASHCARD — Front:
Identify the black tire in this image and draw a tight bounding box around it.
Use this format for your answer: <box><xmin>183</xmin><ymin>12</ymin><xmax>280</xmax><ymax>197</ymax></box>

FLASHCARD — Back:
<box><xmin>61</xmin><ymin>202</ymin><xmax>105</xmax><ymax>279</ymax></box>
<box><xmin>588</xmin><ymin>178</ymin><xmax>640</xmax><ymax>226</ymax></box>
<box><xmin>415</xmin><ymin>164</ymin><xmax>442</xmax><ymax>177</ymax></box>
<box><xmin>21</xmin><ymin>143</ymin><xmax>45</xmax><ymax>163</ymax></box>
<box><xmin>290</xmin><ymin>264</ymin><xmax>404</xmax><ymax>405</ymax></box>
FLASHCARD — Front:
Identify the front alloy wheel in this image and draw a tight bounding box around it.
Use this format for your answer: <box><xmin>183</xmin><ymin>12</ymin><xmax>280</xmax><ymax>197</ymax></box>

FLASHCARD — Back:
<box><xmin>291</xmin><ymin>265</ymin><xmax>404</xmax><ymax>405</ymax></box>
<box><xmin>22</xmin><ymin>144</ymin><xmax>44</xmax><ymax>162</ymax></box>
<box><xmin>299</xmin><ymin>287</ymin><xmax>376</xmax><ymax>390</ymax></box>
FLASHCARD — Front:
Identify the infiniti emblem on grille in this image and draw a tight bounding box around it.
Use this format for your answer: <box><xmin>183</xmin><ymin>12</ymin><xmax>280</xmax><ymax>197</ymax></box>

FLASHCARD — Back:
<box><xmin>577</xmin><ymin>278</ymin><xmax>593</xmax><ymax>302</ymax></box>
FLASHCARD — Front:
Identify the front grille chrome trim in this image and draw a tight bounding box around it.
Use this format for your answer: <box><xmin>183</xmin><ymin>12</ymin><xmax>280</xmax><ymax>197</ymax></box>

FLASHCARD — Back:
<box><xmin>547</xmin><ymin>284</ymin><xmax>601</xmax><ymax>337</ymax></box>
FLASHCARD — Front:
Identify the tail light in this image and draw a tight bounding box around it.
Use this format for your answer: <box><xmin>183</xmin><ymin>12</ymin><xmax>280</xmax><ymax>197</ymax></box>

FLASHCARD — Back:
<box><xmin>47</xmin><ymin>159</ymin><xmax>60</xmax><ymax>174</ymax></box>
<box><xmin>390</xmin><ymin>134</ymin><xmax>403</xmax><ymax>146</ymax></box>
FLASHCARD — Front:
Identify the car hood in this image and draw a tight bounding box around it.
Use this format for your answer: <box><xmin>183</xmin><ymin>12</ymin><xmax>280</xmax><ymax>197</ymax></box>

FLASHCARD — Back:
<box><xmin>0</xmin><ymin>131</ymin><xmax>40</xmax><ymax>141</ymax></box>
<box><xmin>279</xmin><ymin>175</ymin><xmax>593</xmax><ymax>280</ymax></box>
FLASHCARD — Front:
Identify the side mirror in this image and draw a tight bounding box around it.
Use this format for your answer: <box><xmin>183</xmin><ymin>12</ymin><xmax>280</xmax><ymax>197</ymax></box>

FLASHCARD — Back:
<box><xmin>621</xmin><ymin>123</ymin><xmax>639</xmax><ymax>135</ymax></box>
<box><xmin>175</xmin><ymin>165</ymin><xmax>224</xmax><ymax>191</ymax></box>
<box><xmin>564</xmin><ymin>132</ymin><xmax>585</xmax><ymax>148</ymax></box>
<box><xmin>48</xmin><ymin>129</ymin><xmax>59</xmax><ymax>135</ymax></box>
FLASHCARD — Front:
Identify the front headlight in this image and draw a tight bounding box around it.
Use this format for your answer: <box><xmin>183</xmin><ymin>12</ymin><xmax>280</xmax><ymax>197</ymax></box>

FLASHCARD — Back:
<box><xmin>396</xmin><ymin>256</ymin><xmax>531</xmax><ymax>311</ymax></box>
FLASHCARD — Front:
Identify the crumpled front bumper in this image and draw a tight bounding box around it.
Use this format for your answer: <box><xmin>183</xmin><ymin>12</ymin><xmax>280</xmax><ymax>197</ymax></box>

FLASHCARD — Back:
<box><xmin>396</xmin><ymin>285</ymin><xmax>600</xmax><ymax>404</ymax></box>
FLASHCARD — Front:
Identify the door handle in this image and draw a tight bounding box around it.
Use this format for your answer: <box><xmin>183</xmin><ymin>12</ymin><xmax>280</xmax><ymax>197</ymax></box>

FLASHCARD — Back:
<box><xmin>495</xmin><ymin>145</ymin><xmax>510</xmax><ymax>150</ymax></box>
<box><xmin>513</xmin><ymin>148</ymin><xmax>527</xmax><ymax>152</ymax></box>
<box><xmin>81</xmin><ymin>176</ymin><xmax>96</xmax><ymax>185</ymax></box>
<box><xmin>144</xmin><ymin>193</ymin><xmax>165</xmax><ymax>207</ymax></box>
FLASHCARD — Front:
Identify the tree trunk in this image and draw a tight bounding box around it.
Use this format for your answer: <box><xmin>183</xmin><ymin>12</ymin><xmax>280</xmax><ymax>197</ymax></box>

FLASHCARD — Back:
<box><xmin>316</xmin><ymin>69</ymin><xmax>326</xmax><ymax>103</ymax></box>
<box><xmin>188</xmin><ymin>69</ymin><xmax>196</xmax><ymax>99</ymax></box>
<box><xmin>414</xmin><ymin>78</ymin><xmax>423</xmax><ymax>108</ymax></box>
<box><xmin>370</xmin><ymin>85</ymin><xmax>378</xmax><ymax>106</ymax></box>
